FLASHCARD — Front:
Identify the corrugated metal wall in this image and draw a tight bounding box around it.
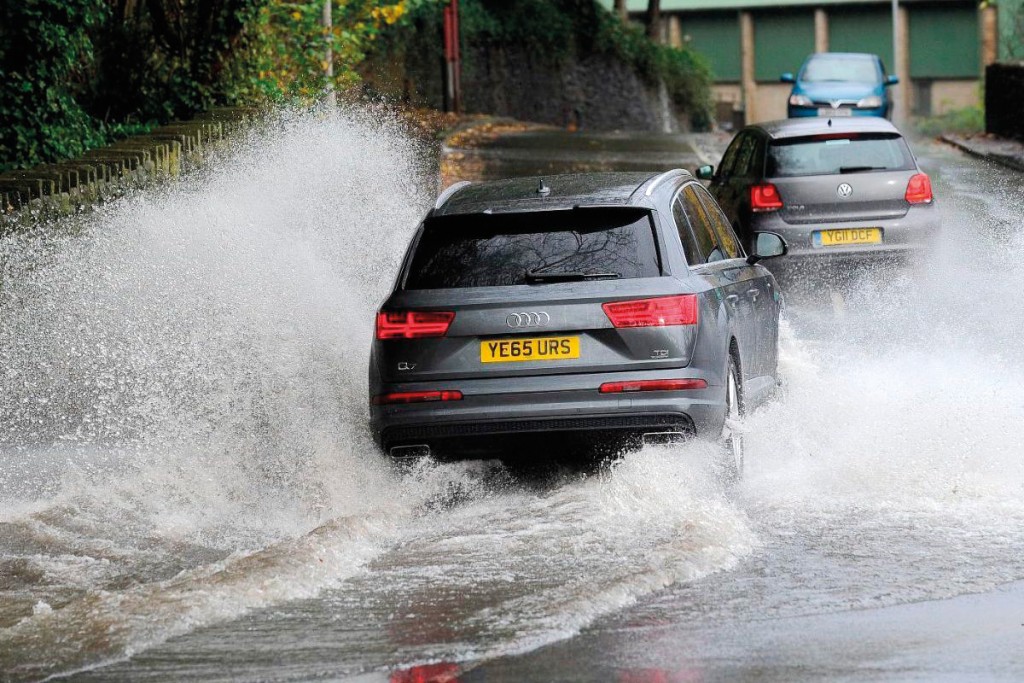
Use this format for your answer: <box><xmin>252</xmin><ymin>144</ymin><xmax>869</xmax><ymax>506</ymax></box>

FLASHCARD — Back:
<box><xmin>909</xmin><ymin>4</ymin><xmax>979</xmax><ymax>78</ymax></box>
<box><xmin>828</xmin><ymin>5</ymin><xmax>895</xmax><ymax>71</ymax></box>
<box><xmin>679</xmin><ymin>13</ymin><xmax>742</xmax><ymax>82</ymax></box>
<box><xmin>753</xmin><ymin>10</ymin><xmax>816</xmax><ymax>80</ymax></box>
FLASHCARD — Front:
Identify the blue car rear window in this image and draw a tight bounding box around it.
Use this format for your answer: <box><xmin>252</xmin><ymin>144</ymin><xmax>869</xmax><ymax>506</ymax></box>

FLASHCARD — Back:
<box><xmin>767</xmin><ymin>133</ymin><xmax>916</xmax><ymax>177</ymax></box>
<box><xmin>405</xmin><ymin>209</ymin><xmax>661</xmax><ymax>289</ymax></box>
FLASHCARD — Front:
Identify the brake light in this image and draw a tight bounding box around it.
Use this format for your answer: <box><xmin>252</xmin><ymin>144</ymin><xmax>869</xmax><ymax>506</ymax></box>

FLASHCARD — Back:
<box><xmin>751</xmin><ymin>183</ymin><xmax>783</xmax><ymax>212</ymax></box>
<box><xmin>376</xmin><ymin>311</ymin><xmax>454</xmax><ymax>339</ymax></box>
<box><xmin>602</xmin><ymin>295</ymin><xmax>698</xmax><ymax>328</ymax></box>
<box><xmin>600</xmin><ymin>379</ymin><xmax>708</xmax><ymax>393</ymax></box>
<box><xmin>905</xmin><ymin>173</ymin><xmax>933</xmax><ymax>204</ymax></box>
<box><xmin>372</xmin><ymin>390</ymin><xmax>463</xmax><ymax>405</ymax></box>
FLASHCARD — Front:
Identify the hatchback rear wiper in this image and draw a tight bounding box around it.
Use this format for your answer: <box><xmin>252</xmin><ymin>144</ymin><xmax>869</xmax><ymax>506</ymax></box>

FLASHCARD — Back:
<box><xmin>524</xmin><ymin>270</ymin><xmax>621</xmax><ymax>283</ymax></box>
<box><xmin>839</xmin><ymin>165</ymin><xmax>887</xmax><ymax>173</ymax></box>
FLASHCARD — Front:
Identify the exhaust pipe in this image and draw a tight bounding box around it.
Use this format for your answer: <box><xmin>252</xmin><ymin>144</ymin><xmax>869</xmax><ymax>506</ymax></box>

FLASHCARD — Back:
<box><xmin>641</xmin><ymin>431</ymin><xmax>688</xmax><ymax>446</ymax></box>
<box><xmin>389</xmin><ymin>444</ymin><xmax>432</xmax><ymax>459</ymax></box>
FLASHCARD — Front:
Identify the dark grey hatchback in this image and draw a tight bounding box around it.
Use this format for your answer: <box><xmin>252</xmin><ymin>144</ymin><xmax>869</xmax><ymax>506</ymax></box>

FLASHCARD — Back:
<box><xmin>370</xmin><ymin>171</ymin><xmax>787</xmax><ymax>475</ymax></box>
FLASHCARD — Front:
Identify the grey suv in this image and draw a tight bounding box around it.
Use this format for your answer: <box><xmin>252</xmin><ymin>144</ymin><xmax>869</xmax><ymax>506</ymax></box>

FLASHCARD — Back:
<box><xmin>369</xmin><ymin>171</ymin><xmax>787</xmax><ymax>475</ymax></box>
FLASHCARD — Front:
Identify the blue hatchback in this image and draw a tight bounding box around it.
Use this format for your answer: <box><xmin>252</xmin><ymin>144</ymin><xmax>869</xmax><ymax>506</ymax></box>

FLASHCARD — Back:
<box><xmin>782</xmin><ymin>52</ymin><xmax>898</xmax><ymax>119</ymax></box>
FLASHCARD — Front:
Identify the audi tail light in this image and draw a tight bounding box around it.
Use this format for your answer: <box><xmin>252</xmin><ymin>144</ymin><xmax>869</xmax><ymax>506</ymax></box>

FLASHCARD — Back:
<box><xmin>376</xmin><ymin>311</ymin><xmax>455</xmax><ymax>339</ymax></box>
<box><xmin>750</xmin><ymin>183</ymin><xmax>783</xmax><ymax>212</ymax></box>
<box><xmin>372</xmin><ymin>390</ymin><xmax>463</xmax><ymax>405</ymax></box>
<box><xmin>599</xmin><ymin>378</ymin><xmax>708</xmax><ymax>393</ymax></box>
<box><xmin>905</xmin><ymin>173</ymin><xmax>933</xmax><ymax>204</ymax></box>
<box><xmin>602</xmin><ymin>295</ymin><xmax>698</xmax><ymax>328</ymax></box>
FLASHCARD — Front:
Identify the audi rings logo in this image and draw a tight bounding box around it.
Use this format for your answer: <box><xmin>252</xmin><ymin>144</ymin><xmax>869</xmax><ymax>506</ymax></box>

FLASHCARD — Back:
<box><xmin>837</xmin><ymin>183</ymin><xmax>854</xmax><ymax>198</ymax></box>
<box><xmin>506</xmin><ymin>311</ymin><xmax>551</xmax><ymax>328</ymax></box>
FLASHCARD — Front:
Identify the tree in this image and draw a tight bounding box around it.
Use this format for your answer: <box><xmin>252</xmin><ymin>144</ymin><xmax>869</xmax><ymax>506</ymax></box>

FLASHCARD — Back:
<box><xmin>614</xmin><ymin>0</ymin><xmax>627</xmax><ymax>22</ymax></box>
<box><xmin>645</xmin><ymin>0</ymin><xmax>660</xmax><ymax>42</ymax></box>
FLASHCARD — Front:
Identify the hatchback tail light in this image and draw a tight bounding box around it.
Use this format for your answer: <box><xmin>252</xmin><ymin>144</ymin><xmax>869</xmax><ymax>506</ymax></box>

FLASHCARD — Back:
<box><xmin>376</xmin><ymin>311</ymin><xmax>455</xmax><ymax>339</ymax></box>
<box><xmin>372</xmin><ymin>390</ymin><xmax>463</xmax><ymax>405</ymax></box>
<box><xmin>602</xmin><ymin>295</ymin><xmax>698</xmax><ymax>328</ymax></box>
<box><xmin>905</xmin><ymin>173</ymin><xmax>933</xmax><ymax>204</ymax></box>
<box><xmin>750</xmin><ymin>183</ymin><xmax>783</xmax><ymax>212</ymax></box>
<box><xmin>599</xmin><ymin>378</ymin><xmax>708</xmax><ymax>394</ymax></box>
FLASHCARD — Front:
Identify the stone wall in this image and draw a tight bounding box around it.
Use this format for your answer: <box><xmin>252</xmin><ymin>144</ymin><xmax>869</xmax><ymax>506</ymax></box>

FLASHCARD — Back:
<box><xmin>986</xmin><ymin>62</ymin><xmax>1024</xmax><ymax>140</ymax></box>
<box><xmin>0</xmin><ymin>107</ymin><xmax>258</xmax><ymax>233</ymax></box>
<box><xmin>369</xmin><ymin>44</ymin><xmax>689</xmax><ymax>133</ymax></box>
<box><xmin>461</xmin><ymin>48</ymin><xmax>686</xmax><ymax>133</ymax></box>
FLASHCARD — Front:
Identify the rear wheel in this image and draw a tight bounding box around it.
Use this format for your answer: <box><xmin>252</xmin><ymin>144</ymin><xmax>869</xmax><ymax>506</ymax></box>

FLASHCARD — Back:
<box><xmin>719</xmin><ymin>354</ymin><xmax>744</xmax><ymax>483</ymax></box>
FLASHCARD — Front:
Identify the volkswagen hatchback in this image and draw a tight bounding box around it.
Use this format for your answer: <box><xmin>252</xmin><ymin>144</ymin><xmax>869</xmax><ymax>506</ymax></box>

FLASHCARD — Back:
<box><xmin>369</xmin><ymin>171</ymin><xmax>787</xmax><ymax>476</ymax></box>
<box><xmin>697</xmin><ymin>117</ymin><xmax>935</xmax><ymax>269</ymax></box>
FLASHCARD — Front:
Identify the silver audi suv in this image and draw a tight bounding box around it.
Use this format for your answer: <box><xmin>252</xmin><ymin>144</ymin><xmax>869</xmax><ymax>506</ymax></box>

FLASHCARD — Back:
<box><xmin>369</xmin><ymin>171</ymin><xmax>787</xmax><ymax>475</ymax></box>
<box><xmin>697</xmin><ymin>117</ymin><xmax>936</xmax><ymax>271</ymax></box>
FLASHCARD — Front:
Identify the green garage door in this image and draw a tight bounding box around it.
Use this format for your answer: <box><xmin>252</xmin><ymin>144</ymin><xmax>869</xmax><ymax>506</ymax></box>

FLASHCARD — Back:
<box><xmin>680</xmin><ymin>13</ymin><xmax>741</xmax><ymax>82</ymax></box>
<box><xmin>909</xmin><ymin>4</ymin><xmax>979</xmax><ymax>78</ymax></box>
<box><xmin>754</xmin><ymin>10</ymin><xmax>815</xmax><ymax>82</ymax></box>
<box><xmin>829</xmin><ymin>6</ymin><xmax>894</xmax><ymax>73</ymax></box>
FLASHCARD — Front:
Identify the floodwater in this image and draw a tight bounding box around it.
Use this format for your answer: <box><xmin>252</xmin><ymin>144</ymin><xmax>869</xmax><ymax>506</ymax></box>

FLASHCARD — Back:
<box><xmin>1</xmin><ymin>111</ymin><xmax>1023</xmax><ymax>681</ymax></box>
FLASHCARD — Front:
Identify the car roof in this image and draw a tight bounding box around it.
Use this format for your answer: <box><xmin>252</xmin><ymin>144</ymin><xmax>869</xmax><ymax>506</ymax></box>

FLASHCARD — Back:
<box><xmin>432</xmin><ymin>171</ymin><xmax>689</xmax><ymax>216</ymax></box>
<box><xmin>750</xmin><ymin>117</ymin><xmax>902</xmax><ymax>140</ymax></box>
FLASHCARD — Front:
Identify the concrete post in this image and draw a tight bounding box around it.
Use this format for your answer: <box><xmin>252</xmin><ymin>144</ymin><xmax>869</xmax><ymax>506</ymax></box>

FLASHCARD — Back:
<box><xmin>814</xmin><ymin>8</ymin><xmax>828</xmax><ymax>53</ymax></box>
<box><xmin>981</xmin><ymin>3</ymin><xmax>998</xmax><ymax>68</ymax></box>
<box><xmin>740</xmin><ymin>11</ymin><xmax>757</xmax><ymax>124</ymax></box>
<box><xmin>893</xmin><ymin>5</ymin><xmax>910</xmax><ymax>124</ymax></box>
<box><xmin>668</xmin><ymin>15</ymin><xmax>683</xmax><ymax>49</ymax></box>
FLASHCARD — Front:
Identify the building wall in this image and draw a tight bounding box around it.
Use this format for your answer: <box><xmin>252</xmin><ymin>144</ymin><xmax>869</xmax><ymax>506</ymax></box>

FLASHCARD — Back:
<box><xmin>638</xmin><ymin>0</ymin><xmax>987</xmax><ymax>126</ymax></box>
<box><xmin>752</xmin><ymin>10</ymin><xmax>816</xmax><ymax>81</ymax></box>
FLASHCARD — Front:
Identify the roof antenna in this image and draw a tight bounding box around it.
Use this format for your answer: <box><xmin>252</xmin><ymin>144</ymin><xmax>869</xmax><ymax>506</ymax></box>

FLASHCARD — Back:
<box><xmin>537</xmin><ymin>179</ymin><xmax>551</xmax><ymax>196</ymax></box>
<box><xmin>828</xmin><ymin>118</ymin><xmax>833</xmax><ymax>127</ymax></box>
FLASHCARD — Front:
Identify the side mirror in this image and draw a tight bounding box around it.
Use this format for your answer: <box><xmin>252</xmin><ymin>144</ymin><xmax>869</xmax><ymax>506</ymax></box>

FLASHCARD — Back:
<box><xmin>886</xmin><ymin>75</ymin><xmax>899</xmax><ymax>86</ymax></box>
<box><xmin>746</xmin><ymin>232</ymin><xmax>788</xmax><ymax>265</ymax></box>
<box><xmin>696</xmin><ymin>165</ymin><xmax>714</xmax><ymax>181</ymax></box>
<box><xmin>780</xmin><ymin>72</ymin><xmax>796</xmax><ymax>83</ymax></box>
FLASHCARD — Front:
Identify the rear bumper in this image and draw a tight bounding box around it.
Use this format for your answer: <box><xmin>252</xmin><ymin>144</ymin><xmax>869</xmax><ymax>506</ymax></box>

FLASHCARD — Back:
<box><xmin>751</xmin><ymin>204</ymin><xmax>937</xmax><ymax>262</ymax></box>
<box><xmin>370</xmin><ymin>370</ymin><xmax>724</xmax><ymax>458</ymax></box>
<box><xmin>381</xmin><ymin>413</ymin><xmax>697</xmax><ymax>459</ymax></box>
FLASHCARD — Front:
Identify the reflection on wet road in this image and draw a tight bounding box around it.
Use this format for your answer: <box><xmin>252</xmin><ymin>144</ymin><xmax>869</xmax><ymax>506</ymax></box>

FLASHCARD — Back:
<box><xmin>2</xmin><ymin>116</ymin><xmax>1023</xmax><ymax>681</ymax></box>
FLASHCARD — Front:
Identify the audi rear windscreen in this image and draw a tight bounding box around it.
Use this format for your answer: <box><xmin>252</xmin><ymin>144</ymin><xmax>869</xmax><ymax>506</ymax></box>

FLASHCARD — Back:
<box><xmin>767</xmin><ymin>133</ymin><xmax>916</xmax><ymax>178</ymax></box>
<box><xmin>404</xmin><ymin>209</ymin><xmax>661</xmax><ymax>289</ymax></box>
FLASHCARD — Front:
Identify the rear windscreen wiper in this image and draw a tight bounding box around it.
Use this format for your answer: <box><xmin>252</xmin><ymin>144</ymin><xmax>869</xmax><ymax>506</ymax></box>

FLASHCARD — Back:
<box><xmin>839</xmin><ymin>165</ymin><xmax>887</xmax><ymax>173</ymax></box>
<box><xmin>524</xmin><ymin>270</ymin><xmax>621</xmax><ymax>283</ymax></box>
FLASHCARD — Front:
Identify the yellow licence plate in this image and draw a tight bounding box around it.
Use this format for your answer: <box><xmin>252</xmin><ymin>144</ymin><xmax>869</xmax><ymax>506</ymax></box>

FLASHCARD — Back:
<box><xmin>816</xmin><ymin>228</ymin><xmax>882</xmax><ymax>247</ymax></box>
<box><xmin>480</xmin><ymin>336</ymin><xmax>580</xmax><ymax>363</ymax></box>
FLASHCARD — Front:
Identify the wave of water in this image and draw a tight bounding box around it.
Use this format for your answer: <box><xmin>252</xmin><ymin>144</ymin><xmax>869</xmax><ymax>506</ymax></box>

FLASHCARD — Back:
<box><xmin>0</xmin><ymin>108</ymin><xmax>448</xmax><ymax>678</ymax></box>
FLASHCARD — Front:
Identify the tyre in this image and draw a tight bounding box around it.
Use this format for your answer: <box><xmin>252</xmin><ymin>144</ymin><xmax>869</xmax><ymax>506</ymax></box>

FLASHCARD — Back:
<box><xmin>719</xmin><ymin>354</ymin><xmax>744</xmax><ymax>483</ymax></box>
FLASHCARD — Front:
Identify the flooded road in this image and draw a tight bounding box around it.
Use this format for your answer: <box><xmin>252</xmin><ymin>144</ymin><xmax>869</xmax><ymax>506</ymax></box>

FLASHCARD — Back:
<box><xmin>2</xmin><ymin>112</ymin><xmax>1024</xmax><ymax>681</ymax></box>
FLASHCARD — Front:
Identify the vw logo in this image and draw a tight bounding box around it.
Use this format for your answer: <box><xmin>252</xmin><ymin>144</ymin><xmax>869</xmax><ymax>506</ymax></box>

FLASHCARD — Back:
<box><xmin>506</xmin><ymin>311</ymin><xmax>550</xmax><ymax>328</ymax></box>
<box><xmin>830</xmin><ymin>100</ymin><xmax>843</xmax><ymax>109</ymax></box>
<box><xmin>837</xmin><ymin>183</ymin><xmax>853</xmax><ymax>198</ymax></box>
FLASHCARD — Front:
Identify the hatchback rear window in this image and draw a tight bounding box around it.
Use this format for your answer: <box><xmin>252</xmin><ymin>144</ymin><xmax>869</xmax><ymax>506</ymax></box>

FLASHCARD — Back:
<box><xmin>767</xmin><ymin>134</ymin><xmax>915</xmax><ymax>178</ymax></box>
<box><xmin>404</xmin><ymin>209</ymin><xmax>660</xmax><ymax>289</ymax></box>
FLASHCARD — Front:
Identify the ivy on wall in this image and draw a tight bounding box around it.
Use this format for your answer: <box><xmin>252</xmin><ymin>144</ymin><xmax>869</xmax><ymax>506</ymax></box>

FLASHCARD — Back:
<box><xmin>0</xmin><ymin>0</ymin><xmax>410</xmax><ymax>172</ymax></box>
<box><xmin>0</xmin><ymin>1</ymin><xmax>113</xmax><ymax>172</ymax></box>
